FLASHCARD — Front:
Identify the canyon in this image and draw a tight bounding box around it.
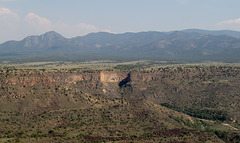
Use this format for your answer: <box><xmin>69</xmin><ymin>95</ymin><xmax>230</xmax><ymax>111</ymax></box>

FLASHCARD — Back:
<box><xmin>0</xmin><ymin>66</ymin><xmax>240</xmax><ymax>142</ymax></box>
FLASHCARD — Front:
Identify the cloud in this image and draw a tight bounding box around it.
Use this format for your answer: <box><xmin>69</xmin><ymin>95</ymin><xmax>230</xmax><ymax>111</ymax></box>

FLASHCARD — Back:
<box><xmin>75</xmin><ymin>23</ymin><xmax>99</xmax><ymax>32</ymax></box>
<box><xmin>214</xmin><ymin>18</ymin><xmax>240</xmax><ymax>30</ymax></box>
<box><xmin>215</xmin><ymin>18</ymin><xmax>240</xmax><ymax>31</ymax></box>
<box><xmin>0</xmin><ymin>8</ymin><xmax>14</xmax><ymax>15</ymax></box>
<box><xmin>218</xmin><ymin>18</ymin><xmax>240</xmax><ymax>25</ymax></box>
<box><xmin>23</xmin><ymin>13</ymin><xmax>115</xmax><ymax>37</ymax></box>
<box><xmin>52</xmin><ymin>22</ymin><xmax>114</xmax><ymax>38</ymax></box>
<box><xmin>0</xmin><ymin>7</ymin><xmax>19</xmax><ymax>21</ymax></box>
<box><xmin>102</xmin><ymin>29</ymin><xmax>116</xmax><ymax>34</ymax></box>
<box><xmin>25</xmin><ymin>13</ymin><xmax>52</xmax><ymax>32</ymax></box>
<box><xmin>24</xmin><ymin>13</ymin><xmax>114</xmax><ymax>38</ymax></box>
<box><xmin>0</xmin><ymin>8</ymin><xmax>21</xmax><ymax>43</ymax></box>
<box><xmin>0</xmin><ymin>8</ymin><xmax>19</xmax><ymax>29</ymax></box>
<box><xmin>0</xmin><ymin>8</ymin><xmax>114</xmax><ymax>43</ymax></box>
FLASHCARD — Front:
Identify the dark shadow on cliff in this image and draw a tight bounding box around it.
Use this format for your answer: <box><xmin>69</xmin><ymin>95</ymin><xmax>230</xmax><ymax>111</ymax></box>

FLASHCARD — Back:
<box><xmin>118</xmin><ymin>73</ymin><xmax>131</xmax><ymax>88</ymax></box>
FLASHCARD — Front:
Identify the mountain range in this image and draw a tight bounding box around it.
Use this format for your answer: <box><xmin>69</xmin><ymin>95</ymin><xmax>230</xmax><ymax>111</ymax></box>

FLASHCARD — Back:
<box><xmin>1</xmin><ymin>29</ymin><xmax>240</xmax><ymax>62</ymax></box>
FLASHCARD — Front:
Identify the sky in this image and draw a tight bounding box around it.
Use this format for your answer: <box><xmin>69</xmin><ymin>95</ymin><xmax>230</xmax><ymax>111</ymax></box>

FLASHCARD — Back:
<box><xmin>1</xmin><ymin>0</ymin><xmax>240</xmax><ymax>43</ymax></box>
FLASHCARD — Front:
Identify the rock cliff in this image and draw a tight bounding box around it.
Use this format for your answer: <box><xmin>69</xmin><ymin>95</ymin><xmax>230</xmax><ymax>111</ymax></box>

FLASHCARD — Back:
<box><xmin>0</xmin><ymin>67</ymin><xmax>240</xmax><ymax>120</ymax></box>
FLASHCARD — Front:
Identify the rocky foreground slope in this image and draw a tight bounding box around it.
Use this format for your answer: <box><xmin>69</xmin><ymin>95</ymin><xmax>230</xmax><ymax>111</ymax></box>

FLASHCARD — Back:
<box><xmin>0</xmin><ymin>66</ymin><xmax>240</xmax><ymax>142</ymax></box>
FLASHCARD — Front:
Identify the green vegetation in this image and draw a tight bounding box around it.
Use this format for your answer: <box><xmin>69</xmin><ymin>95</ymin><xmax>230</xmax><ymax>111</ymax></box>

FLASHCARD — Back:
<box><xmin>161</xmin><ymin>103</ymin><xmax>227</xmax><ymax>121</ymax></box>
<box><xmin>0</xmin><ymin>63</ymin><xmax>240</xmax><ymax>142</ymax></box>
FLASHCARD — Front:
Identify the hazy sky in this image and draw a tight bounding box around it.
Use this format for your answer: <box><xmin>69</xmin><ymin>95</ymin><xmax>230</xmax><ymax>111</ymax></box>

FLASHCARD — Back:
<box><xmin>1</xmin><ymin>0</ymin><xmax>240</xmax><ymax>43</ymax></box>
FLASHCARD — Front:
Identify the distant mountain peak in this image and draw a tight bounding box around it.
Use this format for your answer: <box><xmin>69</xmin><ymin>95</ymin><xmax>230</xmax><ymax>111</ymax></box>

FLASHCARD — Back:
<box><xmin>20</xmin><ymin>31</ymin><xmax>67</xmax><ymax>48</ymax></box>
<box><xmin>0</xmin><ymin>29</ymin><xmax>240</xmax><ymax>62</ymax></box>
<box><xmin>23</xmin><ymin>31</ymin><xmax>64</xmax><ymax>41</ymax></box>
<box><xmin>42</xmin><ymin>31</ymin><xmax>63</xmax><ymax>37</ymax></box>
<box><xmin>44</xmin><ymin>31</ymin><xmax>59</xmax><ymax>34</ymax></box>
<box><xmin>39</xmin><ymin>31</ymin><xmax>65</xmax><ymax>40</ymax></box>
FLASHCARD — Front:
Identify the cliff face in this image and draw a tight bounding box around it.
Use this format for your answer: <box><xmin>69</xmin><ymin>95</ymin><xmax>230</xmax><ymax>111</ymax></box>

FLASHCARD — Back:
<box><xmin>1</xmin><ymin>71</ymin><xmax>132</xmax><ymax>86</ymax></box>
<box><xmin>0</xmin><ymin>67</ymin><xmax>240</xmax><ymax>120</ymax></box>
<box><xmin>100</xmin><ymin>71</ymin><xmax>128</xmax><ymax>83</ymax></box>
<box><xmin>1</xmin><ymin>67</ymin><xmax>240</xmax><ymax>90</ymax></box>
<box><xmin>0</xmin><ymin>71</ymin><xmax>98</xmax><ymax>86</ymax></box>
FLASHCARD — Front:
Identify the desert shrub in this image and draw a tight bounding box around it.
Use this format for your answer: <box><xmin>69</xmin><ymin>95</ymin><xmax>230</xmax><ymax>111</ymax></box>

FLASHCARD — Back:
<box><xmin>161</xmin><ymin>103</ymin><xmax>228</xmax><ymax>121</ymax></box>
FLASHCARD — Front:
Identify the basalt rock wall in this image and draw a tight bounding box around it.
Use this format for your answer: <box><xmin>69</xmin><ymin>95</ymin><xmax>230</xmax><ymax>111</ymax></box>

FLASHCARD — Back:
<box><xmin>0</xmin><ymin>67</ymin><xmax>240</xmax><ymax>119</ymax></box>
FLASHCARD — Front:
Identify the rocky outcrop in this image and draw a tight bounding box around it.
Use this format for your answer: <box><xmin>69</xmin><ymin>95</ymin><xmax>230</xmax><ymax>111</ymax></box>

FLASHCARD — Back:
<box><xmin>0</xmin><ymin>67</ymin><xmax>240</xmax><ymax>120</ymax></box>
<box><xmin>1</xmin><ymin>67</ymin><xmax>240</xmax><ymax>87</ymax></box>
<box><xmin>100</xmin><ymin>71</ymin><xmax>129</xmax><ymax>83</ymax></box>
